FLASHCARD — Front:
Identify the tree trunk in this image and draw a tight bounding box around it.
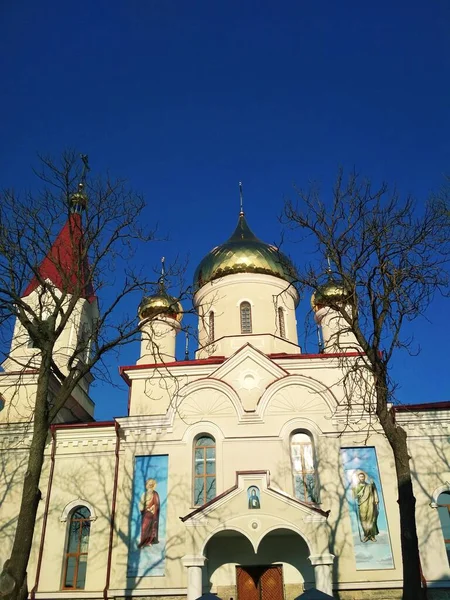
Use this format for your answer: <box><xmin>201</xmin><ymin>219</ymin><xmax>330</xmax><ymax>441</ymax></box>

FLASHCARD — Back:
<box><xmin>389</xmin><ymin>425</ymin><xmax>424</xmax><ymax>600</ymax></box>
<box><xmin>376</xmin><ymin>376</ymin><xmax>424</xmax><ymax>600</ymax></box>
<box><xmin>3</xmin><ymin>351</ymin><xmax>52</xmax><ymax>600</ymax></box>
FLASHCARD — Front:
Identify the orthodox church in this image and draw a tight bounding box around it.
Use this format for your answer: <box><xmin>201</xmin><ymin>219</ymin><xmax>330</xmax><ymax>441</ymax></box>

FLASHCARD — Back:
<box><xmin>1</xmin><ymin>191</ymin><xmax>450</xmax><ymax>600</ymax></box>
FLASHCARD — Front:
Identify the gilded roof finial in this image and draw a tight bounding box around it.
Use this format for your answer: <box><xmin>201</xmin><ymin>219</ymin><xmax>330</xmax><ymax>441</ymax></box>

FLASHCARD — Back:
<box><xmin>158</xmin><ymin>256</ymin><xmax>166</xmax><ymax>289</ymax></box>
<box><xmin>80</xmin><ymin>154</ymin><xmax>90</xmax><ymax>184</ymax></box>
<box><xmin>239</xmin><ymin>181</ymin><xmax>244</xmax><ymax>216</ymax></box>
<box><xmin>70</xmin><ymin>154</ymin><xmax>90</xmax><ymax>214</ymax></box>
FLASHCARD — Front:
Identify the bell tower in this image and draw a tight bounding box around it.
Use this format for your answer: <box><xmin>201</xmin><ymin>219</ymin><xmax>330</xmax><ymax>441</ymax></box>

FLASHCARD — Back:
<box><xmin>311</xmin><ymin>278</ymin><xmax>360</xmax><ymax>353</ymax></box>
<box><xmin>137</xmin><ymin>260</ymin><xmax>183</xmax><ymax>365</ymax></box>
<box><xmin>0</xmin><ymin>160</ymin><xmax>98</xmax><ymax>423</ymax></box>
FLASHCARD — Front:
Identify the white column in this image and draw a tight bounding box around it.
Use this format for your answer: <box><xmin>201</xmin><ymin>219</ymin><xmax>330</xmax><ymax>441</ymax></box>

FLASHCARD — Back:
<box><xmin>308</xmin><ymin>553</ymin><xmax>335</xmax><ymax>596</ymax></box>
<box><xmin>182</xmin><ymin>555</ymin><xmax>206</xmax><ymax>600</ymax></box>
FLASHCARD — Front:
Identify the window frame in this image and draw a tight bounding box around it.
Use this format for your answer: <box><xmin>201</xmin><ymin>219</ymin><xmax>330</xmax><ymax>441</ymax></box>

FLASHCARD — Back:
<box><xmin>290</xmin><ymin>431</ymin><xmax>318</xmax><ymax>503</ymax></box>
<box><xmin>208</xmin><ymin>311</ymin><xmax>215</xmax><ymax>343</ymax></box>
<box><xmin>277</xmin><ymin>306</ymin><xmax>286</xmax><ymax>339</ymax></box>
<box><xmin>193</xmin><ymin>434</ymin><xmax>216</xmax><ymax>506</ymax></box>
<box><xmin>62</xmin><ymin>506</ymin><xmax>92</xmax><ymax>590</ymax></box>
<box><xmin>240</xmin><ymin>301</ymin><xmax>252</xmax><ymax>334</ymax></box>
<box><xmin>437</xmin><ymin>491</ymin><xmax>450</xmax><ymax>564</ymax></box>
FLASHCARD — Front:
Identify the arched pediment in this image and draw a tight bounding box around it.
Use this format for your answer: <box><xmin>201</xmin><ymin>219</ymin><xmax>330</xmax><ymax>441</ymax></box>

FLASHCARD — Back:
<box><xmin>202</xmin><ymin>525</ymin><xmax>257</xmax><ymax>554</ymax></box>
<box><xmin>430</xmin><ymin>481</ymin><xmax>450</xmax><ymax>508</ymax></box>
<box><xmin>181</xmin><ymin>471</ymin><xmax>330</xmax><ymax>557</ymax></box>
<box><xmin>173</xmin><ymin>378</ymin><xmax>242</xmax><ymax>424</ymax></box>
<box><xmin>260</xmin><ymin>374</ymin><xmax>338</xmax><ymax>418</ymax></box>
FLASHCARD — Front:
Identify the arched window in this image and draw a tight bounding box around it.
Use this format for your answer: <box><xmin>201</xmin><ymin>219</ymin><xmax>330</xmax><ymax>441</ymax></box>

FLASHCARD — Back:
<box><xmin>290</xmin><ymin>432</ymin><xmax>317</xmax><ymax>503</ymax></box>
<box><xmin>194</xmin><ymin>435</ymin><xmax>216</xmax><ymax>506</ymax></box>
<box><xmin>240</xmin><ymin>302</ymin><xmax>252</xmax><ymax>334</ymax></box>
<box><xmin>62</xmin><ymin>506</ymin><xmax>91</xmax><ymax>589</ymax></box>
<box><xmin>278</xmin><ymin>307</ymin><xmax>286</xmax><ymax>339</ymax></box>
<box><xmin>437</xmin><ymin>491</ymin><xmax>450</xmax><ymax>563</ymax></box>
<box><xmin>208</xmin><ymin>311</ymin><xmax>215</xmax><ymax>343</ymax></box>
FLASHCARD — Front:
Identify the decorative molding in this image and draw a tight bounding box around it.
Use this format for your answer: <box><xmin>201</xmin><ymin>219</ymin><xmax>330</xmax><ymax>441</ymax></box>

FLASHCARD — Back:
<box><xmin>249</xmin><ymin>518</ymin><xmax>261</xmax><ymax>531</ymax></box>
<box><xmin>260</xmin><ymin>374</ymin><xmax>337</xmax><ymax>417</ymax></box>
<box><xmin>430</xmin><ymin>481</ymin><xmax>450</xmax><ymax>508</ymax></box>
<box><xmin>35</xmin><ymin>589</ymin><xmax>189</xmax><ymax>599</ymax></box>
<box><xmin>309</xmin><ymin>553</ymin><xmax>335</xmax><ymax>566</ymax></box>
<box><xmin>194</xmin><ymin>272</ymin><xmax>299</xmax><ymax>307</ymax></box>
<box><xmin>254</xmin><ymin>521</ymin><xmax>315</xmax><ymax>555</ymax></box>
<box><xmin>181</xmin><ymin>554</ymin><xmax>206</xmax><ymax>567</ymax></box>
<box><xmin>178</xmin><ymin>391</ymin><xmax>236</xmax><ymax>422</ymax></box>
<box><xmin>183</xmin><ymin>515</ymin><xmax>208</xmax><ymax>527</ymax></box>
<box><xmin>173</xmin><ymin>378</ymin><xmax>243</xmax><ymax>422</ymax></box>
<box><xmin>212</xmin><ymin>343</ymin><xmax>288</xmax><ymax>382</ymax></box>
<box><xmin>60</xmin><ymin>498</ymin><xmax>97</xmax><ymax>522</ymax></box>
<box><xmin>332</xmin><ymin>581</ymin><xmax>404</xmax><ymax>590</ymax></box>
<box><xmin>201</xmin><ymin>524</ymin><xmax>257</xmax><ymax>554</ymax></box>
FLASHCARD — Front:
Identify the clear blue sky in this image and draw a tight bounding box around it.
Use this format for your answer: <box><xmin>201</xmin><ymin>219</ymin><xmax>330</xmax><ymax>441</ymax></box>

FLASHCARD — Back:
<box><xmin>1</xmin><ymin>1</ymin><xmax>449</xmax><ymax>420</ymax></box>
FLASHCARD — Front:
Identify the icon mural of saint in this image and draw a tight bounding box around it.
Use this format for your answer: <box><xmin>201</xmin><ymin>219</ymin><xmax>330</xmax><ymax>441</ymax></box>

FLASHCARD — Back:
<box><xmin>138</xmin><ymin>478</ymin><xmax>160</xmax><ymax>548</ymax></box>
<box><xmin>352</xmin><ymin>471</ymin><xmax>379</xmax><ymax>542</ymax></box>
<box><xmin>248</xmin><ymin>487</ymin><xmax>261</xmax><ymax>509</ymax></box>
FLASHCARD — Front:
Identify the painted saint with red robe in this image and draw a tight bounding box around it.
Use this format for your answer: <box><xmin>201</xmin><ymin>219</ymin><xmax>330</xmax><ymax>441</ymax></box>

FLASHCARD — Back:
<box><xmin>138</xmin><ymin>478</ymin><xmax>160</xmax><ymax>548</ymax></box>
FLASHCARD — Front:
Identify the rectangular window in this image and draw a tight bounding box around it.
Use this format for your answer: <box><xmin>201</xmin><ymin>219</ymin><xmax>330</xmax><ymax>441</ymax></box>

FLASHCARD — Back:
<box><xmin>240</xmin><ymin>302</ymin><xmax>252</xmax><ymax>334</ymax></box>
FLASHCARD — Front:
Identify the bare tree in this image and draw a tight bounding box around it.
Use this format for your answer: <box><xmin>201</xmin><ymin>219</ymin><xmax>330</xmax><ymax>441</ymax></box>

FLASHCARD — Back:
<box><xmin>0</xmin><ymin>151</ymin><xmax>184</xmax><ymax>600</ymax></box>
<box><xmin>283</xmin><ymin>170</ymin><xmax>450</xmax><ymax>600</ymax></box>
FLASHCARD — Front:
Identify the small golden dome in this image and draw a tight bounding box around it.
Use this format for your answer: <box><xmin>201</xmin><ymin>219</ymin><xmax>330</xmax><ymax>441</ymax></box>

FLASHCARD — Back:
<box><xmin>70</xmin><ymin>182</ymin><xmax>88</xmax><ymax>212</ymax></box>
<box><xmin>194</xmin><ymin>213</ymin><xmax>297</xmax><ymax>291</ymax></box>
<box><xmin>138</xmin><ymin>288</ymin><xmax>183</xmax><ymax>322</ymax></box>
<box><xmin>311</xmin><ymin>279</ymin><xmax>352</xmax><ymax>312</ymax></box>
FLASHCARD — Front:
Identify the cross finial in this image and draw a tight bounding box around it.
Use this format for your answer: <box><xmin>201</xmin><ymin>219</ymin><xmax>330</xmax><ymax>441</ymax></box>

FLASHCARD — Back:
<box><xmin>239</xmin><ymin>181</ymin><xmax>244</xmax><ymax>216</ymax></box>
<box><xmin>80</xmin><ymin>154</ymin><xmax>90</xmax><ymax>184</ymax></box>
<box><xmin>158</xmin><ymin>257</ymin><xmax>166</xmax><ymax>289</ymax></box>
<box><xmin>70</xmin><ymin>153</ymin><xmax>90</xmax><ymax>213</ymax></box>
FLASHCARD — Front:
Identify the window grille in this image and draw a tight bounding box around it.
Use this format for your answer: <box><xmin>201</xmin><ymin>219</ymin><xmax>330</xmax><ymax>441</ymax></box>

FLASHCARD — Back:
<box><xmin>62</xmin><ymin>506</ymin><xmax>91</xmax><ymax>589</ymax></box>
<box><xmin>193</xmin><ymin>435</ymin><xmax>216</xmax><ymax>506</ymax></box>
<box><xmin>278</xmin><ymin>307</ymin><xmax>286</xmax><ymax>338</ymax></box>
<box><xmin>240</xmin><ymin>302</ymin><xmax>252</xmax><ymax>334</ymax></box>
<box><xmin>208</xmin><ymin>312</ymin><xmax>215</xmax><ymax>343</ymax></box>
<box><xmin>290</xmin><ymin>432</ymin><xmax>317</xmax><ymax>503</ymax></box>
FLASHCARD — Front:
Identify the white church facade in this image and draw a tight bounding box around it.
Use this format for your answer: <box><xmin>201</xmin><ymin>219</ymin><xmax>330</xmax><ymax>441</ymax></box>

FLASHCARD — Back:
<box><xmin>1</xmin><ymin>206</ymin><xmax>450</xmax><ymax>600</ymax></box>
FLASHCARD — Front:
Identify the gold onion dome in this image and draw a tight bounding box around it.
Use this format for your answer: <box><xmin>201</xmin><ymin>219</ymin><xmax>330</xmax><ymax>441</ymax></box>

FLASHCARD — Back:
<box><xmin>70</xmin><ymin>182</ymin><xmax>88</xmax><ymax>212</ymax></box>
<box><xmin>311</xmin><ymin>278</ymin><xmax>352</xmax><ymax>312</ymax></box>
<box><xmin>138</xmin><ymin>284</ymin><xmax>183</xmax><ymax>323</ymax></box>
<box><xmin>194</xmin><ymin>212</ymin><xmax>298</xmax><ymax>291</ymax></box>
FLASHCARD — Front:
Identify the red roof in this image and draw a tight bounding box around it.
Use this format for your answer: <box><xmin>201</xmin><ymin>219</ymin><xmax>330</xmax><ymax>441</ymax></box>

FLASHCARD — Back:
<box><xmin>22</xmin><ymin>213</ymin><xmax>95</xmax><ymax>303</ymax></box>
<box><xmin>394</xmin><ymin>401</ymin><xmax>450</xmax><ymax>413</ymax></box>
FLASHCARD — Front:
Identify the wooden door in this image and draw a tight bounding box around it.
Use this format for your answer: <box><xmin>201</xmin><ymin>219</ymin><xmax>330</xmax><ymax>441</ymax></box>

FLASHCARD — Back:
<box><xmin>236</xmin><ymin>566</ymin><xmax>284</xmax><ymax>600</ymax></box>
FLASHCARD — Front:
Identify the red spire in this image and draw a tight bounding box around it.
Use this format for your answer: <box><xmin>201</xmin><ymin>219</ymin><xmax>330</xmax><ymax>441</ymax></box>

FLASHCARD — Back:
<box><xmin>22</xmin><ymin>212</ymin><xmax>95</xmax><ymax>303</ymax></box>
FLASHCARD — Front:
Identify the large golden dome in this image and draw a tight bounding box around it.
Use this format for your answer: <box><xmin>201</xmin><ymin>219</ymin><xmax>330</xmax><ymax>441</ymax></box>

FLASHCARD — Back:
<box><xmin>194</xmin><ymin>213</ymin><xmax>297</xmax><ymax>290</ymax></box>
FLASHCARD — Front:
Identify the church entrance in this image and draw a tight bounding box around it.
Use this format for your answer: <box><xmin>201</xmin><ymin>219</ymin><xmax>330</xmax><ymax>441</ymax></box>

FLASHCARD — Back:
<box><xmin>236</xmin><ymin>565</ymin><xmax>284</xmax><ymax>600</ymax></box>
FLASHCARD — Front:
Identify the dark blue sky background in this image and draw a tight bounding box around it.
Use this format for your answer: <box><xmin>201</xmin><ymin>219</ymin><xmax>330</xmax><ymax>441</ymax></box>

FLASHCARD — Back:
<box><xmin>1</xmin><ymin>1</ymin><xmax>449</xmax><ymax>420</ymax></box>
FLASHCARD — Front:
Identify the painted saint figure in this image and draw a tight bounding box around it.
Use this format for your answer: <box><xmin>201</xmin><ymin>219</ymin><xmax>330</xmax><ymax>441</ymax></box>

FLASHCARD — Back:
<box><xmin>138</xmin><ymin>478</ymin><xmax>160</xmax><ymax>548</ymax></box>
<box><xmin>352</xmin><ymin>472</ymin><xmax>379</xmax><ymax>542</ymax></box>
<box><xmin>248</xmin><ymin>487</ymin><xmax>261</xmax><ymax>509</ymax></box>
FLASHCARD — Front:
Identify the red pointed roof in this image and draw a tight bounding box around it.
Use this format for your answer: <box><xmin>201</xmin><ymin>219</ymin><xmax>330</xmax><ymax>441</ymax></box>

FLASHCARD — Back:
<box><xmin>22</xmin><ymin>213</ymin><xmax>95</xmax><ymax>303</ymax></box>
